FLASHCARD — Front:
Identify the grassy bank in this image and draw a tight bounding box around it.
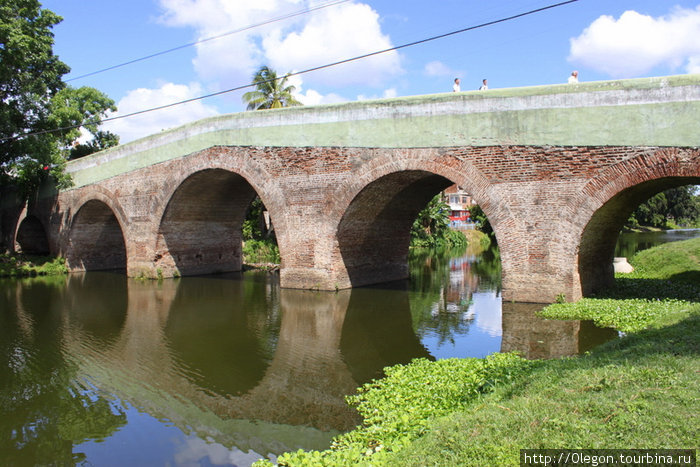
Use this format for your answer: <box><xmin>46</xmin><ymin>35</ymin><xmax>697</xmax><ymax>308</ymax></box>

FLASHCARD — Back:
<box><xmin>0</xmin><ymin>253</ymin><xmax>68</xmax><ymax>277</ymax></box>
<box><xmin>259</xmin><ymin>238</ymin><xmax>699</xmax><ymax>466</ymax></box>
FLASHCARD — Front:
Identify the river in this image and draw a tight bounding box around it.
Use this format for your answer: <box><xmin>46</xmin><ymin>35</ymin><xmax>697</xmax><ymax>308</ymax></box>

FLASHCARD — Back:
<box><xmin>1</xmin><ymin>229</ymin><xmax>697</xmax><ymax>465</ymax></box>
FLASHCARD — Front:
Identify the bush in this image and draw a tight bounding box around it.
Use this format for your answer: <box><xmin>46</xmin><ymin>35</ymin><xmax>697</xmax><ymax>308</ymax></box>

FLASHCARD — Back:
<box><xmin>243</xmin><ymin>239</ymin><xmax>280</xmax><ymax>264</ymax></box>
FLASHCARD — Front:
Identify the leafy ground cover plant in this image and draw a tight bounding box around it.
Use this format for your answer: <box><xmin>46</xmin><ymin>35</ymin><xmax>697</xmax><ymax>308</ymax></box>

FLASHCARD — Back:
<box><xmin>0</xmin><ymin>253</ymin><xmax>67</xmax><ymax>277</ymax></box>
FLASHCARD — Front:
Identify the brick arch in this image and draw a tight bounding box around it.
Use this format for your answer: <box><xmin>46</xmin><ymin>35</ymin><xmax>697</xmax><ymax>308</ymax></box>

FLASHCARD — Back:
<box><xmin>15</xmin><ymin>214</ymin><xmax>49</xmax><ymax>255</ymax></box>
<box><xmin>325</xmin><ymin>147</ymin><xmax>501</xmax><ymax>236</ymax></box>
<box><xmin>67</xmin><ymin>185</ymin><xmax>129</xmax><ymax>235</ymax></box>
<box><xmin>67</xmin><ymin>197</ymin><xmax>128</xmax><ymax>272</ymax></box>
<box><xmin>151</xmin><ymin>147</ymin><xmax>285</xmax><ymax>231</ymax></box>
<box><xmin>573</xmin><ymin>147</ymin><xmax>700</xmax><ymax>296</ymax></box>
<box><xmin>324</xmin><ymin>148</ymin><xmax>503</xmax><ymax>287</ymax></box>
<box><xmin>148</xmin><ymin>147</ymin><xmax>289</xmax><ymax>275</ymax></box>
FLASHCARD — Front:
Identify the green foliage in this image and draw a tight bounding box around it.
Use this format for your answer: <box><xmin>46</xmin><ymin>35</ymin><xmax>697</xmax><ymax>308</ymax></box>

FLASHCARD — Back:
<box><xmin>628</xmin><ymin>185</ymin><xmax>700</xmax><ymax>228</ymax></box>
<box><xmin>391</xmin><ymin>311</ymin><xmax>699</xmax><ymax>466</ymax></box>
<box><xmin>410</xmin><ymin>195</ymin><xmax>467</xmax><ymax>249</ymax></box>
<box><xmin>241</xmin><ymin>196</ymin><xmax>280</xmax><ymax>265</ymax></box>
<box><xmin>540</xmin><ymin>297</ymin><xmax>694</xmax><ymax>333</ymax></box>
<box><xmin>243</xmin><ymin>196</ymin><xmax>265</xmax><ymax>240</ymax></box>
<box><xmin>0</xmin><ymin>1</ymin><xmax>117</xmax><ymax>198</ymax></box>
<box><xmin>0</xmin><ymin>253</ymin><xmax>67</xmax><ymax>277</ymax></box>
<box><xmin>266</xmin><ymin>353</ymin><xmax>531</xmax><ymax>466</ymax></box>
<box><xmin>243</xmin><ymin>239</ymin><xmax>280</xmax><ymax>264</ymax></box>
<box><xmin>242</xmin><ymin>66</ymin><xmax>302</xmax><ymax>110</ymax></box>
<box><xmin>539</xmin><ymin>237</ymin><xmax>700</xmax><ymax>332</ymax></box>
<box><xmin>467</xmin><ymin>204</ymin><xmax>494</xmax><ymax>237</ymax></box>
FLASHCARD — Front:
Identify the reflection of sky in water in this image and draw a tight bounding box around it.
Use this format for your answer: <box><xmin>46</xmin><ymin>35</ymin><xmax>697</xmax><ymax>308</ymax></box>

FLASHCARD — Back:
<box><xmin>75</xmin><ymin>404</ymin><xmax>269</xmax><ymax>466</ymax></box>
<box><xmin>421</xmin><ymin>291</ymin><xmax>502</xmax><ymax>360</ymax></box>
<box><xmin>174</xmin><ymin>437</ymin><xmax>265</xmax><ymax>467</ymax></box>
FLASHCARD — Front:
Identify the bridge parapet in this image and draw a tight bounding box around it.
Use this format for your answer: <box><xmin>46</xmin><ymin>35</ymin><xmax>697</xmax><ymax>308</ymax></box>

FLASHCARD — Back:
<box><xmin>66</xmin><ymin>74</ymin><xmax>700</xmax><ymax>188</ymax></box>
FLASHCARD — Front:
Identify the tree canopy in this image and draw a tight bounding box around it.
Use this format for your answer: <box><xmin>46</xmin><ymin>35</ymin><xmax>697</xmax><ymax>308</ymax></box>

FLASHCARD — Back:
<box><xmin>0</xmin><ymin>0</ymin><xmax>118</xmax><ymax>198</ymax></box>
<box><xmin>242</xmin><ymin>66</ymin><xmax>302</xmax><ymax>110</ymax></box>
<box><xmin>629</xmin><ymin>185</ymin><xmax>700</xmax><ymax>228</ymax></box>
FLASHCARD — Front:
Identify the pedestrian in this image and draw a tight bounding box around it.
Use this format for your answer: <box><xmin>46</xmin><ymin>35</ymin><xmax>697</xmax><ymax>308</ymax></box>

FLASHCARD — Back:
<box><xmin>453</xmin><ymin>78</ymin><xmax>461</xmax><ymax>92</ymax></box>
<box><xmin>568</xmin><ymin>70</ymin><xmax>579</xmax><ymax>84</ymax></box>
<box><xmin>479</xmin><ymin>79</ymin><xmax>488</xmax><ymax>90</ymax></box>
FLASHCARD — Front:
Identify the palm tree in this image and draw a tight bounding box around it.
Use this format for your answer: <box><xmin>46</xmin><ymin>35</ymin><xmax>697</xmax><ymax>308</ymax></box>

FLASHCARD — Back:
<box><xmin>242</xmin><ymin>66</ymin><xmax>302</xmax><ymax>110</ymax></box>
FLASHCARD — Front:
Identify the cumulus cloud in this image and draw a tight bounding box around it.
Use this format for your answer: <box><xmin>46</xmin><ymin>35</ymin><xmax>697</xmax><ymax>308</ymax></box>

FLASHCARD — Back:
<box><xmin>103</xmin><ymin>82</ymin><xmax>219</xmax><ymax>143</ymax></box>
<box><xmin>569</xmin><ymin>6</ymin><xmax>700</xmax><ymax>77</ymax></box>
<box><xmin>357</xmin><ymin>88</ymin><xmax>398</xmax><ymax>101</ymax></box>
<box><xmin>285</xmin><ymin>73</ymin><xmax>348</xmax><ymax>105</ymax></box>
<box><xmin>263</xmin><ymin>2</ymin><xmax>401</xmax><ymax>86</ymax></box>
<box><xmin>424</xmin><ymin>60</ymin><xmax>452</xmax><ymax>77</ymax></box>
<box><xmin>157</xmin><ymin>0</ymin><xmax>401</xmax><ymax>91</ymax></box>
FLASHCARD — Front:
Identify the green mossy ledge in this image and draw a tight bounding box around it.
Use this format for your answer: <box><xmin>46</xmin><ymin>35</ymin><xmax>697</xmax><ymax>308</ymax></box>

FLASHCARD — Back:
<box><xmin>66</xmin><ymin>74</ymin><xmax>700</xmax><ymax>189</ymax></box>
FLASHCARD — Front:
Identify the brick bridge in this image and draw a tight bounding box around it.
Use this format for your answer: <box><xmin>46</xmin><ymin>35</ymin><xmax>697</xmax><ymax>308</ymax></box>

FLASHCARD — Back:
<box><xmin>4</xmin><ymin>74</ymin><xmax>700</xmax><ymax>303</ymax></box>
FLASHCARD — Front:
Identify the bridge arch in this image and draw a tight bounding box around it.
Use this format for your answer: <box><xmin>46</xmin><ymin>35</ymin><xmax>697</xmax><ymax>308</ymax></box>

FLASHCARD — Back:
<box><xmin>325</xmin><ymin>149</ymin><xmax>505</xmax><ymax>288</ymax></box>
<box><xmin>66</xmin><ymin>197</ymin><xmax>128</xmax><ymax>272</ymax></box>
<box><xmin>154</xmin><ymin>167</ymin><xmax>276</xmax><ymax>277</ymax></box>
<box><xmin>574</xmin><ymin>147</ymin><xmax>700</xmax><ymax>296</ymax></box>
<box><xmin>15</xmin><ymin>214</ymin><xmax>50</xmax><ymax>255</ymax></box>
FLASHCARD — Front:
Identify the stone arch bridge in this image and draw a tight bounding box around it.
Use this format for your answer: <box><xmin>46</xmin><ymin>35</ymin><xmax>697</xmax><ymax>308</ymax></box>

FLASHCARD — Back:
<box><xmin>4</xmin><ymin>74</ymin><xmax>700</xmax><ymax>303</ymax></box>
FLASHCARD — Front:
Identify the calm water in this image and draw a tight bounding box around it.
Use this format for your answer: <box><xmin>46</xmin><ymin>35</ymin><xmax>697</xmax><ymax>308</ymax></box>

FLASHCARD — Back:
<box><xmin>1</xmin><ymin>242</ymin><xmax>631</xmax><ymax>466</ymax></box>
<box><xmin>615</xmin><ymin>228</ymin><xmax>700</xmax><ymax>258</ymax></box>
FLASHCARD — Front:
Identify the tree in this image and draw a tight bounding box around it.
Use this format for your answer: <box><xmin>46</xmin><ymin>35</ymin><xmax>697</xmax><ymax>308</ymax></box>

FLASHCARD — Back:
<box><xmin>468</xmin><ymin>204</ymin><xmax>494</xmax><ymax>237</ymax></box>
<box><xmin>47</xmin><ymin>86</ymin><xmax>119</xmax><ymax>161</ymax></box>
<box><xmin>242</xmin><ymin>66</ymin><xmax>302</xmax><ymax>110</ymax></box>
<box><xmin>629</xmin><ymin>186</ymin><xmax>700</xmax><ymax>228</ymax></box>
<box><xmin>0</xmin><ymin>1</ymin><xmax>118</xmax><ymax>198</ymax></box>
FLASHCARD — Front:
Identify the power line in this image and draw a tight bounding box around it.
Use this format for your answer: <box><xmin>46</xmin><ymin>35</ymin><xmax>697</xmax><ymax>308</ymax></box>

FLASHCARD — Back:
<box><xmin>65</xmin><ymin>0</ymin><xmax>351</xmax><ymax>82</ymax></box>
<box><xmin>3</xmin><ymin>0</ymin><xmax>578</xmax><ymax>144</ymax></box>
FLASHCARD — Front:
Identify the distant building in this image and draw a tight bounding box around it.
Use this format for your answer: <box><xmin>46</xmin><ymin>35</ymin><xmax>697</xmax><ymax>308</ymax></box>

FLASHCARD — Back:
<box><xmin>443</xmin><ymin>185</ymin><xmax>474</xmax><ymax>224</ymax></box>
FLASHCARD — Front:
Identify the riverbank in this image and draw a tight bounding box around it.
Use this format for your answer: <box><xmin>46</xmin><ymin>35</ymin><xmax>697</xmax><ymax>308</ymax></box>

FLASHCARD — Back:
<box><xmin>261</xmin><ymin>238</ymin><xmax>699</xmax><ymax>466</ymax></box>
<box><xmin>0</xmin><ymin>253</ymin><xmax>68</xmax><ymax>277</ymax></box>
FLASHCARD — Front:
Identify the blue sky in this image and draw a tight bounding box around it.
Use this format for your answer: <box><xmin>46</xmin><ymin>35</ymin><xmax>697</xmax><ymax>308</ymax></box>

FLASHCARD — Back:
<box><xmin>41</xmin><ymin>0</ymin><xmax>700</xmax><ymax>142</ymax></box>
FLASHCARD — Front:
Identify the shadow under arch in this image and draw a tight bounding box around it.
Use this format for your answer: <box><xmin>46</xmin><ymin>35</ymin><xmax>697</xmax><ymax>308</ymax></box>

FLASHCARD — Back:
<box><xmin>155</xmin><ymin>168</ymin><xmax>259</xmax><ymax>277</ymax></box>
<box><xmin>16</xmin><ymin>215</ymin><xmax>49</xmax><ymax>255</ymax></box>
<box><xmin>579</xmin><ymin>176</ymin><xmax>700</xmax><ymax>296</ymax></box>
<box><xmin>67</xmin><ymin>199</ymin><xmax>127</xmax><ymax>272</ymax></box>
<box><xmin>337</xmin><ymin>170</ymin><xmax>454</xmax><ymax>287</ymax></box>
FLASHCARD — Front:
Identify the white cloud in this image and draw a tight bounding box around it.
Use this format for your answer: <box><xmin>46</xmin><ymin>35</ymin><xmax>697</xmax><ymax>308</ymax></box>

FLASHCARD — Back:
<box><xmin>285</xmin><ymin>73</ymin><xmax>348</xmax><ymax>106</ymax></box>
<box><xmin>569</xmin><ymin>6</ymin><xmax>700</xmax><ymax>77</ymax></box>
<box><xmin>263</xmin><ymin>2</ymin><xmax>401</xmax><ymax>86</ymax></box>
<box><xmin>157</xmin><ymin>0</ymin><xmax>402</xmax><ymax>91</ymax></box>
<box><xmin>294</xmin><ymin>88</ymin><xmax>348</xmax><ymax>106</ymax></box>
<box><xmin>382</xmin><ymin>88</ymin><xmax>397</xmax><ymax>98</ymax></box>
<box><xmin>103</xmin><ymin>82</ymin><xmax>219</xmax><ymax>143</ymax></box>
<box><xmin>356</xmin><ymin>88</ymin><xmax>398</xmax><ymax>101</ymax></box>
<box><xmin>424</xmin><ymin>60</ymin><xmax>452</xmax><ymax>77</ymax></box>
<box><xmin>687</xmin><ymin>56</ymin><xmax>700</xmax><ymax>74</ymax></box>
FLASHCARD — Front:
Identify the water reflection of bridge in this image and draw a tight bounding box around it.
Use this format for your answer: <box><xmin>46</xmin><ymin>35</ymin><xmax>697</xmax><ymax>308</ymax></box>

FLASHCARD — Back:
<box><xmin>8</xmin><ymin>273</ymin><xmax>615</xmax><ymax>455</ymax></box>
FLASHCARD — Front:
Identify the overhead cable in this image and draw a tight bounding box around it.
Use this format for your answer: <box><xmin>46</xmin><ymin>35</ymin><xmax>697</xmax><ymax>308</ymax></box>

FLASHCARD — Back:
<box><xmin>65</xmin><ymin>0</ymin><xmax>351</xmax><ymax>82</ymax></box>
<box><xmin>3</xmin><ymin>0</ymin><xmax>578</xmax><ymax>144</ymax></box>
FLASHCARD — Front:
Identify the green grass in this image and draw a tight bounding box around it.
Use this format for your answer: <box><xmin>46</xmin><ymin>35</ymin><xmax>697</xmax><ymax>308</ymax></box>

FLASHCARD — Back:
<box><xmin>257</xmin><ymin>237</ymin><xmax>700</xmax><ymax>466</ymax></box>
<box><xmin>390</xmin><ymin>311</ymin><xmax>699</xmax><ymax>466</ymax></box>
<box><xmin>540</xmin><ymin>237</ymin><xmax>700</xmax><ymax>332</ymax></box>
<box><xmin>0</xmin><ymin>253</ymin><xmax>68</xmax><ymax>277</ymax></box>
<box><xmin>243</xmin><ymin>239</ymin><xmax>280</xmax><ymax>265</ymax></box>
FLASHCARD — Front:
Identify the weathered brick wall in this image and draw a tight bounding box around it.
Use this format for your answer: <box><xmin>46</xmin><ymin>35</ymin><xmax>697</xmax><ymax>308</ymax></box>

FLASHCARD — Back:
<box><xmin>11</xmin><ymin>144</ymin><xmax>699</xmax><ymax>303</ymax></box>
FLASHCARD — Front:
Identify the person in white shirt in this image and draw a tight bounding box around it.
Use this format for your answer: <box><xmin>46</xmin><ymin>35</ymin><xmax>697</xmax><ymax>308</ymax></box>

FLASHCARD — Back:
<box><xmin>479</xmin><ymin>79</ymin><xmax>488</xmax><ymax>90</ymax></box>
<box><xmin>453</xmin><ymin>78</ymin><xmax>461</xmax><ymax>92</ymax></box>
<box><xmin>568</xmin><ymin>70</ymin><xmax>579</xmax><ymax>84</ymax></box>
